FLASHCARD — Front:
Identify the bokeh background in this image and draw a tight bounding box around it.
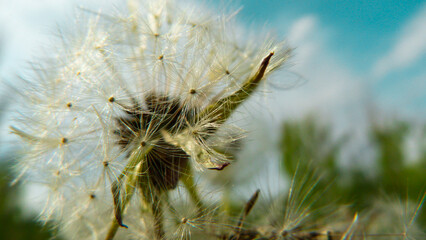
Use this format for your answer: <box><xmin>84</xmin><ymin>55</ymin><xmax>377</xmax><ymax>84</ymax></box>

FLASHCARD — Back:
<box><xmin>0</xmin><ymin>0</ymin><xmax>425</xmax><ymax>239</ymax></box>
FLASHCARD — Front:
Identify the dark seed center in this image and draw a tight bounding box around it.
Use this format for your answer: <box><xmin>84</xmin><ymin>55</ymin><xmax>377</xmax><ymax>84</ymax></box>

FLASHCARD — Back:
<box><xmin>113</xmin><ymin>92</ymin><xmax>196</xmax><ymax>191</ymax></box>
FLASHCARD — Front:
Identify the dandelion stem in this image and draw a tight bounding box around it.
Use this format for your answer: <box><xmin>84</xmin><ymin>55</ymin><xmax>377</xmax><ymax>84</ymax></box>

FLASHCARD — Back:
<box><xmin>222</xmin><ymin>188</ymin><xmax>232</xmax><ymax>215</ymax></box>
<box><xmin>105</xmin><ymin>144</ymin><xmax>155</xmax><ymax>240</ymax></box>
<box><xmin>181</xmin><ymin>164</ymin><xmax>206</xmax><ymax>215</ymax></box>
<box><xmin>138</xmin><ymin>175</ymin><xmax>166</xmax><ymax>239</ymax></box>
<box><xmin>105</xmin><ymin>222</ymin><xmax>119</xmax><ymax>240</ymax></box>
<box><xmin>149</xmin><ymin>193</ymin><xmax>165</xmax><ymax>240</ymax></box>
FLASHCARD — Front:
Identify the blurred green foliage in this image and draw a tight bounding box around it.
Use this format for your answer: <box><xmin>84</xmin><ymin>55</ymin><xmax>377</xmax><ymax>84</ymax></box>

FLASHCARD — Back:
<box><xmin>0</xmin><ymin>157</ymin><xmax>60</xmax><ymax>240</ymax></box>
<box><xmin>1</xmin><ymin>95</ymin><xmax>424</xmax><ymax>238</ymax></box>
<box><xmin>280</xmin><ymin>115</ymin><xmax>426</xmax><ymax>226</ymax></box>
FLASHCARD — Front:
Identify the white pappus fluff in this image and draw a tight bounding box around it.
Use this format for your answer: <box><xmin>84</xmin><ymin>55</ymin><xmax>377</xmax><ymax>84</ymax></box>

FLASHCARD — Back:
<box><xmin>9</xmin><ymin>0</ymin><xmax>291</xmax><ymax>239</ymax></box>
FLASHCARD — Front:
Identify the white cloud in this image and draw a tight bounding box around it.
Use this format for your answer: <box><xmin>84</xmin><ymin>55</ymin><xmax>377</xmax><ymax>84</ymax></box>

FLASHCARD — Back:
<box><xmin>372</xmin><ymin>4</ymin><xmax>426</xmax><ymax>78</ymax></box>
<box><xmin>270</xmin><ymin>16</ymin><xmax>366</xmax><ymax>122</ymax></box>
<box><xmin>0</xmin><ymin>0</ymin><xmax>118</xmax><ymax>79</ymax></box>
<box><xmin>287</xmin><ymin>15</ymin><xmax>316</xmax><ymax>43</ymax></box>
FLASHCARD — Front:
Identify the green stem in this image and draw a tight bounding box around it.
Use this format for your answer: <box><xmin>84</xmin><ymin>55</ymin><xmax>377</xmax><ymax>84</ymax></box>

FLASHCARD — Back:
<box><xmin>181</xmin><ymin>164</ymin><xmax>205</xmax><ymax>215</ymax></box>
<box><xmin>137</xmin><ymin>160</ymin><xmax>166</xmax><ymax>240</ymax></box>
<box><xmin>104</xmin><ymin>144</ymin><xmax>155</xmax><ymax>240</ymax></box>
<box><xmin>149</xmin><ymin>193</ymin><xmax>165</xmax><ymax>240</ymax></box>
<box><xmin>222</xmin><ymin>187</ymin><xmax>231</xmax><ymax>215</ymax></box>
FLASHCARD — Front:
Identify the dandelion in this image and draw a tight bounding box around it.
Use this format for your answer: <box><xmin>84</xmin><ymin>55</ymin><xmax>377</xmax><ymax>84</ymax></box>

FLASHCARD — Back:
<box><xmin>9</xmin><ymin>0</ymin><xmax>290</xmax><ymax>239</ymax></box>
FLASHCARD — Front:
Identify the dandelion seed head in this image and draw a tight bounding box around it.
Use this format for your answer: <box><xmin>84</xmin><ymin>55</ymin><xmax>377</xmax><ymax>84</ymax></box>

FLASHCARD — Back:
<box><xmin>10</xmin><ymin>0</ymin><xmax>290</xmax><ymax>237</ymax></box>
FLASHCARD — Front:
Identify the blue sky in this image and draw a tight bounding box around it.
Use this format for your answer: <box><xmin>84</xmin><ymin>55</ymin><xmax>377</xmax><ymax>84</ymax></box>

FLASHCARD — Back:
<box><xmin>227</xmin><ymin>0</ymin><xmax>426</xmax><ymax>119</ymax></box>
<box><xmin>238</xmin><ymin>0</ymin><xmax>425</xmax><ymax>70</ymax></box>
<box><xmin>0</xmin><ymin>0</ymin><xmax>425</xmax><ymax>126</ymax></box>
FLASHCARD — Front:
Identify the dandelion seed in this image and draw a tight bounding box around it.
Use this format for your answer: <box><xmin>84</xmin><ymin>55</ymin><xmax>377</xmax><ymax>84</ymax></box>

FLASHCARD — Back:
<box><xmin>10</xmin><ymin>0</ymin><xmax>290</xmax><ymax>239</ymax></box>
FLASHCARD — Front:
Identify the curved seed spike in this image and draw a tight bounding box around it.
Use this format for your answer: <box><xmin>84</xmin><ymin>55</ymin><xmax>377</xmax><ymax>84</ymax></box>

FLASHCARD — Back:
<box><xmin>243</xmin><ymin>189</ymin><xmax>261</xmax><ymax>217</ymax></box>
<box><xmin>234</xmin><ymin>189</ymin><xmax>261</xmax><ymax>239</ymax></box>
<box><xmin>199</xmin><ymin>52</ymin><xmax>274</xmax><ymax>125</ymax></box>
